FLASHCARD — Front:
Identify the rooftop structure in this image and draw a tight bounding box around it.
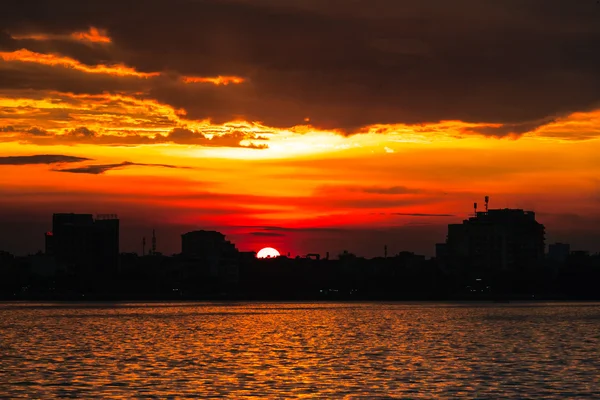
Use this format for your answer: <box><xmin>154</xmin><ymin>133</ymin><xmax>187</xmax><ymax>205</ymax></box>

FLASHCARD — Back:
<box><xmin>445</xmin><ymin>198</ymin><xmax>545</xmax><ymax>271</ymax></box>
<box><xmin>46</xmin><ymin>213</ymin><xmax>119</xmax><ymax>273</ymax></box>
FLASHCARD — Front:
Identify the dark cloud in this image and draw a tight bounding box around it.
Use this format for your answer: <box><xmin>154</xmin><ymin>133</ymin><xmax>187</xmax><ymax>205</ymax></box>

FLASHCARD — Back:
<box><xmin>250</xmin><ymin>231</ymin><xmax>286</xmax><ymax>237</ymax></box>
<box><xmin>315</xmin><ymin>185</ymin><xmax>423</xmax><ymax>196</ymax></box>
<box><xmin>0</xmin><ymin>153</ymin><xmax>186</xmax><ymax>175</ymax></box>
<box><xmin>0</xmin><ymin>61</ymin><xmax>153</xmax><ymax>95</ymax></box>
<box><xmin>165</xmin><ymin>128</ymin><xmax>268</xmax><ymax>149</ymax></box>
<box><xmin>7</xmin><ymin>37</ymin><xmax>115</xmax><ymax>65</ymax></box>
<box><xmin>0</xmin><ymin>154</ymin><xmax>90</xmax><ymax>165</ymax></box>
<box><xmin>0</xmin><ymin>125</ymin><xmax>49</xmax><ymax>136</ymax></box>
<box><xmin>25</xmin><ymin>126</ymin><xmax>49</xmax><ymax>136</ymax></box>
<box><xmin>67</xmin><ymin>126</ymin><xmax>96</xmax><ymax>137</ymax></box>
<box><xmin>53</xmin><ymin>161</ymin><xmax>187</xmax><ymax>174</ymax></box>
<box><xmin>392</xmin><ymin>213</ymin><xmax>455</xmax><ymax>217</ymax></box>
<box><xmin>461</xmin><ymin>119</ymin><xmax>557</xmax><ymax>137</ymax></box>
<box><xmin>1</xmin><ymin>0</ymin><xmax>600</xmax><ymax>136</ymax></box>
<box><xmin>361</xmin><ymin>186</ymin><xmax>423</xmax><ymax>195</ymax></box>
<box><xmin>4</xmin><ymin>124</ymin><xmax>268</xmax><ymax>148</ymax></box>
<box><xmin>251</xmin><ymin>226</ymin><xmax>348</xmax><ymax>233</ymax></box>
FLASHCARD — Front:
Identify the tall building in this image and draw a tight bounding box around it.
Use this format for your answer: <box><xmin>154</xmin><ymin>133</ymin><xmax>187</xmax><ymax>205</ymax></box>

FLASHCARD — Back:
<box><xmin>94</xmin><ymin>214</ymin><xmax>120</xmax><ymax>271</ymax></box>
<box><xmin>181</xmin><ymin>230</ymin><xmax>239</xmax><ymax>281</ymax></box>
<box><xmin>46</xmin><ymin>213</ymin><xmax>119</xmax><ymax>273</ymax></box>
<box><xmin>445</xmin><ymin>207</ymin><xmax>545</xmax><ymax>271</ymax></box>
<box><xmin>182</xmin><ymin>230</ymin><xmax>237</xmax><ymax>257</ymax></box>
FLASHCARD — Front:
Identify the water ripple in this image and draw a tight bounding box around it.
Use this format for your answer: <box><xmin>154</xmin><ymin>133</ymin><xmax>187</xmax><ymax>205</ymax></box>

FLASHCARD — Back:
<box><xmin>1</xmin><ymin>302</ymin><xmax>599</xmax><ymax>398</ymax></box>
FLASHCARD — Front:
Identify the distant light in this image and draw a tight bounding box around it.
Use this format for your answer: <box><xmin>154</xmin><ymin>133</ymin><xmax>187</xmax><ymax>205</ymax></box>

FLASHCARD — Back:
<box><xmin>257</xmin><ymin>247</ymin><xmax>280</xmax><ymax>258</ymax></box>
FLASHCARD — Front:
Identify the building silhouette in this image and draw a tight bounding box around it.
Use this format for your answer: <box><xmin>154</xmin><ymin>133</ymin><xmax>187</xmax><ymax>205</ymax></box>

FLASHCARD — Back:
<box><xmin>444</xmin><ymin>206</ymin><xmax>545</xmax><ymax>271</ymax></box>
<box><xmin>2</xmin><ymin>209</ymin><xmax>600</xmax><ymax>300</ymax></box>
<box><xmin>181</xmin><ymin>230</ymin><xmax>237</xmax><ymax>257</ymax></box>
<box><xmin>46</xmin><ymin>213</ymin><xmax>119</xmax><ymax>274</ymax></box>
<box><xmin>181</xmin><ymin>230</ymin><xmax>239</xmax><ymax>282</ymax></box>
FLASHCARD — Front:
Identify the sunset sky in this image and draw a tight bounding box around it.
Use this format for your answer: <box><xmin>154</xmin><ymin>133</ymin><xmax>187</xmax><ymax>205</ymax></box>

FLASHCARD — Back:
<box><xmin>1</xmin><ymin>0</ymin><xmax>599</xmax><ymax>257</ymax></box>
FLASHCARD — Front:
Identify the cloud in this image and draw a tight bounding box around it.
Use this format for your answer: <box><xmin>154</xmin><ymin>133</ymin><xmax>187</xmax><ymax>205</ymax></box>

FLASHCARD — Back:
<box><xmin>0</xmin><ymin>49</ymin><xmax>158</xmax><ymax>78</ymax></box>
<box><xmin>315</xmin><ymin>185</ymin><xmax>425</xmax><ymax>196</ymax></box>
<box><xmin>25</xmin><ymin>126</ymin><xmax>50</xmax><ymax>136</ymax></box>
<box><xmin>10</xmin><ymin>27</ymin><xmax>112</xmax><ymax>44</ymax></box>
<box><xmin>70</xmin><ymin>27</ymin><xmax>111</xmax><ymax>44</ymax></box>
<box><xmin>67</xmin><ymin>126</ymin><xmax>96</xmax><ymax>137</ymax></box>
<box><xmin>532</xmin><ymin>110</ymin><xmax>600</xmax><ymax>140</ymax></box>
<box><xmin>166</xmin><ymin>128</ymin><xmax>268</xmax><ymax>148</ymax></box>
<box><xmin>1</xmin><ymin>0</ymin><xmax>599</xmax><ymax>136</ymax></box>
<box><xmin>361</xmin><ymin>186</ymin><xmax>423</xmax><ymax>195</ymax></box>
<box><xmin>53</xmin><ymin>161</ymin><xmax>187</xmax><ymax>174</ymax></box>
<box><xmin>392</xmin><ymin>213</ymin><xmax>455</xmax><ymax>217</ymax></box>
<box><xmin>182</xmin><ymin>76</ymin><xmax>245</xmax><ymax>85</ymax></box>
<box><xmin>251</xmin><ymin>226</ymin><xmax>348</xmax><ymax>233</ymax></box>
<box><xmin>460</xmin><ymin>119</ymin><xmax>556</xmax><ymax>138</ymax></box>
<box><xmin>250</xmin><ymin>231</ymin><xmax>286</xmax><ymax>237</ymax></box>
<box><xmin>0</xmin><ymin>154</ymin><xmax>90</xmax><ymax>165</ymax></box>
<box><xmin>2</xmin><ymin>119</ymin><xmax>268</xmax><ymax>148</ymax></box>
<box><xmin>0</xmin><ymin>125</ymin><xmax>49</xmax><ymax>137</ymax></box>
<box><xmin>0</xmin><ymin>153</ymin><xmax>182</xmax><ymax>176</ymax></box>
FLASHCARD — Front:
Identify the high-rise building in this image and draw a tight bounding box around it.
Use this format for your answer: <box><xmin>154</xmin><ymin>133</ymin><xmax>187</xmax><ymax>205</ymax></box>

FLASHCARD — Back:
<box><xmin>445</xmin><ymin>208</ymin><xmax>545</xmax><ymax>271</ymax></box>
<box><xmin>181</xmin><ymin>230</ymin><xmax>237</xmax><ymax>258</ymax></box>
<box><xmin>181</xmin><ymin>230</ymin><xmax>239</xmax><ymax>280</ymax></box>
<box><xmin>47</xmin><ymin>213</ymin><xmax>119</xmax><ymax>273</ymax></box>
<box><xmin>94</xmin><ymin>214</ymin><xmax>120</xmax><ymax>271</ymax></box>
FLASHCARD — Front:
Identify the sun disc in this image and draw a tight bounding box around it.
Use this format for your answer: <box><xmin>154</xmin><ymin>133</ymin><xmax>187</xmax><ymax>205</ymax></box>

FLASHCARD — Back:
<box><xmin>257</xmin><ymin>247</ymin><xmax>280</xmax><ymax>258</ymax></box>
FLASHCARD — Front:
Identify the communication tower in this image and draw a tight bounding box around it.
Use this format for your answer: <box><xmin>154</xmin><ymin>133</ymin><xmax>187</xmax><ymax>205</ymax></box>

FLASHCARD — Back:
<box><xmin>151</xmin><ymin>229</ymin><xmax>156</xmax><ymax>255</ymax></box>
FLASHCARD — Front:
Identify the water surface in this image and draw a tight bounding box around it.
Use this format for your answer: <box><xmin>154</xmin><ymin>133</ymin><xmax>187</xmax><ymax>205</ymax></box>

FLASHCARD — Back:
<box><xmin>1</xmin><ymin>302</ymin><xmax>599</xmax><ymax>398</ymax></box>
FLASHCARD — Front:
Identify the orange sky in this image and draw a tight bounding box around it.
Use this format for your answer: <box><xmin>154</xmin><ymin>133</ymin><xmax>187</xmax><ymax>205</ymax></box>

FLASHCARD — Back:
<box><xmin>1</xmin><ymin>2</ymin><xmax>600</xmax><ymax>256</ymax></box>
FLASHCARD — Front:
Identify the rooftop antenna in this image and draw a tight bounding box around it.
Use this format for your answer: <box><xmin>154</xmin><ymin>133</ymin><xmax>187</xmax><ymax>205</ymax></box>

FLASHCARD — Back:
<box><xmin>384</xmin><ymin>245</ymin><xmax>388</xmax><ymax>258</ymax></box>
<box><xmin>142</xmin><ymin>236</ymin><xmax>146</xmax><ymax>256</ymax></box>
<box><xmin>151</xmin><ymin>229</ymin><xmax>156</xmax><ymax>255</ymax></box>
<box><xmin>485</xmin><ymin>196</ymin><xmax>489</xmax><ymax>212</ymax></box>
<box><xmin>474</xmin><ymin>202</ymin><xmax>478</xmax><ymax>216</ymax></box>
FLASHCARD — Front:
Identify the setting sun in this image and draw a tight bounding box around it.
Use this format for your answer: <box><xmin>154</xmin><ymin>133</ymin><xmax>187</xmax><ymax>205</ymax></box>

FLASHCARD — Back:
<box><xmin>256</xmin><ymin>247</ymin><xmax>281</xmax><ymax>258</ymax></box>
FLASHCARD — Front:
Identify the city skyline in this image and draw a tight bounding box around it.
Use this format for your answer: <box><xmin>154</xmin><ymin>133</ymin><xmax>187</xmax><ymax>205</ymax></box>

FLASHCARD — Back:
<box><xmin>1</xmin><ymin>1</ymin><xmax>600</xmax><ymax>257</ymax></box>
<box><xmin>2</xmin><ymin>203</ymin><xmax>594</xmax><ymax>259</ymax></box>
<box><xmin>3</xmin><ymin>207</ymin><xmax>598</xmax><ymax>303</ymax></box>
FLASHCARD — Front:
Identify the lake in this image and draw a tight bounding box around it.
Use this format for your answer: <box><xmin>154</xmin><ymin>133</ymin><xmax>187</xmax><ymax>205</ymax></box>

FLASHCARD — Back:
<box><xmin>1</xmin><ymin>302</ymin><xmax>599</xmax><ymax>398</ymax></box>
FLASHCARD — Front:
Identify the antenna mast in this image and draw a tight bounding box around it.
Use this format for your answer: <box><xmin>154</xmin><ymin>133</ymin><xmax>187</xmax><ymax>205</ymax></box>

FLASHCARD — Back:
<box><xmin>151</xmin><ymin>229</ymin><xmax>156</xmax><ymax>255</ymax></box>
